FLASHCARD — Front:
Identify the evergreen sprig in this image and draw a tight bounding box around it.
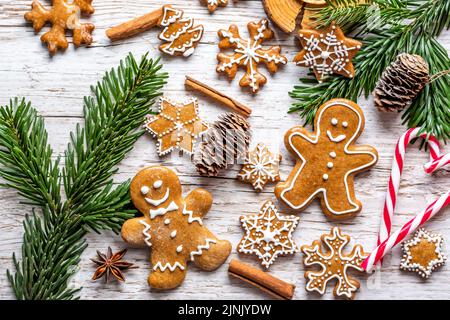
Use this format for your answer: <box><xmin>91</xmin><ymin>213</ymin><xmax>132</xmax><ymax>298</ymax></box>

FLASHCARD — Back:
<box><xmin>290</xmin><ymin>0</ymin><xmax>450</xmax><ymax>140</ymax></box>
<box><xmin>0</xmin><ymin>53</ymin><xmax>168</xmax><ymax>299</ymax></box>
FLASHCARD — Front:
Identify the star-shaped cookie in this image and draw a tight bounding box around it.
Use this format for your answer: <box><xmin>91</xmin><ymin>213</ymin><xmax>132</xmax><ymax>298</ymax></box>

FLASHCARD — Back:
<box><xmin>238</xmin><ymin>200</ymin><xmax>299</xmax><ymax>268</ymax></box>
<box><xmin>294</xmin><ymin>23</ymin><xmax>362</xmax><ymax>82</ymax></box>
<box><xmin>400</xmin><ymin>228</ymin><xmax>446</xmax><ymax>278</ymax></box>
<box><xmin>145</xmin><ymin>97</ymin><xmax>208</xmax><ymax>156</ymax></box>
<box><xmin>237</xmin><ymin>143</ymin><xmax>281</xmax><ymax>192</ymax></box>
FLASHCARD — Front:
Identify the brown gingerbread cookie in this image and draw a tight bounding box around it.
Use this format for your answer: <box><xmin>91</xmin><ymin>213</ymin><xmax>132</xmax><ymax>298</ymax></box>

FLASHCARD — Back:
<box><xmin>216</xmin><ymin>19</ymin><xmax>287</xmax><ymax>93</ymax></box>
<box><xmin>24</xmin><ymin>0</ymin><xmax>95</xmax><ymax>55</ymax></box>
<box><xmin>274</xmin><ymin>99</ymin><xmax>378</xmax><ymax>220</ymax></box>
<box><xmin>122</xmin><ymin>166</ymin><xmax>231</xmax><ymax>289</ymax></box>
<box><xmin>301</xmin><ymin>227</ymin><xmax>367</xmax><ymax>299</ymax></box>
<box><xmin>201</xmin><ymin>0</ymin><xmax>228</xmax><ymax>13</ymax></box>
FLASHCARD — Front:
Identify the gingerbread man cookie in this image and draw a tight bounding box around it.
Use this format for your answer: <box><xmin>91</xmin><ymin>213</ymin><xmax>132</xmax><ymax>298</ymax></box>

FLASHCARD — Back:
<box><xmin>121</xmin><ymin>166</ymin><xmax>231</xmax><ymax>289</ymax></box>
<box><xmin>275</xmin><ymin>99</ymin><xmax>378</xmax><ymax>220</ymax></box>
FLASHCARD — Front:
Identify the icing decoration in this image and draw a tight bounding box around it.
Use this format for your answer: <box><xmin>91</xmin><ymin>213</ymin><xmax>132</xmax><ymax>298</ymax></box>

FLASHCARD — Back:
<box><xmin>275</xmin><ymin>99</ymin><xmax>378</xmax><ymax>220</ymax></box>
<box><xmin>294</xmin><ymin>23</ymin><xmax>362</xmax><ymax>82</ymax></box>
<box><xmin>201</xmin><ymin>0</ymin><xmax>228</xmax><ymax>13</ymax></box>
<box><xmin>158</xmin><ymin>6</ymin><xmax>203</xmax><ymax>57</ymax></box>
<box><xmin>362</xmin><ymin>128</ymin><xmax>450</xmax><ymax>272</ymax></box>
<box><xmin>217</xmin><ymin>19</ymin><xmax>287</xmax><ymax>93</ymax></box>
<box><xmin>139</xmin><ymin>219</ymin><xmax>152</xmax><ymax>247</ymax></box>
<box><xmin>141</xmin><ymin>186</ymin><xmax>149</xmax><ymax>195</ymax></box>
<box><xmin>149</xmin><ymin>201</ymin><xmax>179</xmax><ymax>219</ymax></box>
<box><xmin>238</xmin><ymin>200</ymin><xmax>299</xmax><ymax>268</ymax></box>
<box><xmin>400</xmin><ymin>228</ymin><xmax>446</xmax><ymax>278</ymax></box>
<box><xmin>190</xmin><ymin>239</ymin><xmax>217</xmax><ymax>261</ymax></box>
<box><xmin>153</xmin><ymin>261</ymin><xmax>185</xmax><ymax>272</ymax></box>
<box><xmin>182</xmin><ymin>204</ymin><xmax>203</xmax><ymax>225</ymax></box>
<box><xmin>153</xmin><ymin>180</ymin><xmax>163</xmax><ymax>188</ymax></box>
<box><xmin>145</xmin><ymin>188</ymin><xmax>170</xmax><ymax>206</ymax></box>
<box><xmin>301</xmin><ymin>227</ymin><xmax>367</xmax><ymax>299</ymax></box>
<box><xmin>237</xmin><ymin>143</ymin><xmax>282</xmax><ymax>192</ymax></box>
<box><xmin>144</xmin><ymin>97</ymin><xmax>208</xmax><ymax>156</ymax></box>
<box><xmin>122</xmin><ymin>166</ymin><xmax>231</xmax><ymax>289</ymax></box>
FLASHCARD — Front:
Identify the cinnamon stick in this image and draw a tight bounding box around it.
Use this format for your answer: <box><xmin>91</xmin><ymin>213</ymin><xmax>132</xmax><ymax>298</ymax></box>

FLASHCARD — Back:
<box><xmin>228</xmin><ymin>259</ymin><xmax>295</xmax><ymax>300</ymax></box>
<box><xmin>106</xmin><ymin>6</ymin><xmax>165</xmax><ymax>41</ymax></box>
<box><xmin>185</xmin><ymin>76</ymin><xmax>252</xmax><ymax>118</ymax></box>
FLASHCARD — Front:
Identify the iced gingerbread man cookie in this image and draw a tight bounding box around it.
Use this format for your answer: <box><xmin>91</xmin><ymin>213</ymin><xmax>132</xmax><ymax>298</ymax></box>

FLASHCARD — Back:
<box><xmin>121</xmin><ymin>166</ymin><xmax>231</xmax><ymax>289</ymax></box>
<box><xmin>275</xmin><ymin>99</ymin><xmax>378</xmax><ymax>220</ymax></box>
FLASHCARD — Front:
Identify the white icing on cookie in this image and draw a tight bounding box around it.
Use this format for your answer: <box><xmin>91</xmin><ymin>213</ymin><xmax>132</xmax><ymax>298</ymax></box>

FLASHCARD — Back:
<box><xmin>153</xmin><ymin>180</ymin><xmax>163</xmax><ymax>189</ymax></box>
<box><xmin>145</xmin><ymin>188</ymin><xmax>170</xmax><ymax>206</ymax></box>
<box><xmin>170</xmin><ymin>230</ymin><xmax>177</xmax><ymax>238</ymax></box>
<box><xmin>153</xmin><ymin>261</ymin><xmax>185</xmax><ymax>272</ymax></box>
<box><xmin>182</xmin><ymin>204</ymin><xmax>203</xmax><ymax>225</ymax></box>
<box><xmin>164</xmin><ymin>218</ymin><xmax>171</xmax><ymax>225</ymax></box>
<box><xmin>141</xmin><ymin>186</ymin><xmax>149</xmax><ymax>195</ymax></box>
<box><xmin>280</xmin><ymin>100</ymin><xmax>378</xmax><ymax>215</ymax></box>
<box><xmin>149</xmin><ymin>201</ymin><xmax>178</xmax><ymax>219</ymax></box>
<box><xmin>331</xmin><ymin>118</ymin><xmax>338</xmax><ymax>126</ymax></box>
<box><xmin>327</xmin><ymin>130</ymin><xmax>346</xmax><ymax>143</ymax></box>
<box><xmin>176</xmin><ymin>245</ymin><xmax>183</xmax><ymax>253</ymax></box>
<box><xmin>190</xmin><ymin>239</ymin><xmax>217</xmax><ymax>261</ymax></box>
<box><xmin>139</xmin><ymin>219</ymin><xmax>152</xmax><ymax>247</ymax></box>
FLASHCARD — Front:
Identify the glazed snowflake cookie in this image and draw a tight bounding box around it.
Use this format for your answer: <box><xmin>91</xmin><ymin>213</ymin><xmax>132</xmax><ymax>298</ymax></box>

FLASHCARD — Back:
<box><xmin>238</xmin><ymin>201</ymin><xmax>299</xmax><ymax>268</ymax></box>
<box><xmin>274</xmin><ymin>98</ymin><xmax>378</xmax><ymax>220</ymax></box>
<box><xmin>400</xmin><ymin>228</ymin><xmax>447</xmax><ymax>279</ymax></box>
<box><xmin>237</xmin><ymin>143</ymin><xmax>282</xmax><ymax>192</ymax></box>
<box><xmin>201</xmin><ymin>0</ymin><xmax>228</xmax><ymax>13</ymax></box>
<box><xmin>144</xmin><ymin>97</ymin><xmax>208</xmax><ymax>156</ymax></box>
<box><xmin>121</xmin><ymin>166</ymin><xmax>232</xmax><ymax>289</ymax></box>
<box><xmin>217</xmin><ymin>19</ymin><xmax>288</xmax><ymax>93</ymax></box>
<box><xmin>301</xmin><ymin>227</ymin><xmax>367</xmax><ymax>299</ymax></box>
<box><xmin>294</xmin><ymin>23</ymin><xmax>362</xmax><ymax>82</ymax></box>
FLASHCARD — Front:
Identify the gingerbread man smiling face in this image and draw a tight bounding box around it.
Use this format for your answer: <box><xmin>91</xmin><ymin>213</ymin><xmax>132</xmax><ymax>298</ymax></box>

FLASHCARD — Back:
<box><xmin>122</xmin><ymin>166</ymin><xmax>231</xmax><ymax>289</ymax></box>
<box><xmin>275</xmin><ymin>99</ymin><xmax>378</xmax><ymax>220</ymax></box>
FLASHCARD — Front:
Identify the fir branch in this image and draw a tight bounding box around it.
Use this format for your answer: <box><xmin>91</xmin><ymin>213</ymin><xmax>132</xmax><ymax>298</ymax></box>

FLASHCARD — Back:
<box><xmin>1</xmin><ymin>53</ymin><xmax>168</xmax><ymax>300</ymax></box>
<box><xmin>0</xmin><ymin>98</ymin><xmax>61</xmax><ymax>212</ymax></box>
<box><xmin>290</xmin><ymin>0</ymin><xmax>450</xmax><ymax>139</ymax></box>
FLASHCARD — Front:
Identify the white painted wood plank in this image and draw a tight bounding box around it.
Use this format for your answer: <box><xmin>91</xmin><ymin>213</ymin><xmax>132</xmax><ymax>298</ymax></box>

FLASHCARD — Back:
<box><xmin>0</xmin><ymin>0</ymin><xmax>449</xmax><ymax>300</ymax></box>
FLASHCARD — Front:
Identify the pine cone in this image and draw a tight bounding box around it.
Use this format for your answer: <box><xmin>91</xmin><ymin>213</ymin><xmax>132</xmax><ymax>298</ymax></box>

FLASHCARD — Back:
<box><xmin>194</xmin><ymin>113</ymin><xmax>252</xmax><ymax>177</ymax></box>
<box><xmin>374</xmin><ymin>53</ymin><xmax>430</xmax><ymax>112</ymax></box>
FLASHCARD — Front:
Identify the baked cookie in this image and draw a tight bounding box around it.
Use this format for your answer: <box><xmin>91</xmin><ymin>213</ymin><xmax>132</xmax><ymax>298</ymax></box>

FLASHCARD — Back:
<box><xmin>121</xmin><ymin>166</ymin><xmax>231</xmax><ymax>289</ymax></box>
<box><xmin>275</xmin><ymin>99</ymin><xmax>378</xmax><ymax>220</ymax></box>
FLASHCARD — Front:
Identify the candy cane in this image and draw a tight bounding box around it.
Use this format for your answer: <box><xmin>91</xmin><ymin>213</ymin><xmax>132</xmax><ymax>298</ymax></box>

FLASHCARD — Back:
<box><xmin>363</xmin><ymin>128</ymin><xmax>450</xmax><ymax>272</ymax></box>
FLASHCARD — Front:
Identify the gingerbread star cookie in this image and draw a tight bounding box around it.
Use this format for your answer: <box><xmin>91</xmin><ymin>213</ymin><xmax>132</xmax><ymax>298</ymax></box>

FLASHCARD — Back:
<box><xmin>237</xmin><ymin>143</ymin><xmax>282</xmax><ymax>192</ymax></box>
<box><xmin>145</xmin><ymin>97</ymin><xmax>208</xmax><ymax>156</ymax></box>
<box><xmin>301</xmin><ymin>227</ymin><xmax>367</xmax><ymax>299</ymax></box>
<box><xmin>238</xmin><ymin>201</ymin><xmax>299</xmax><ymax>268</ymax></box>
<box><xmin>294</xmin><ymin>23</ymin><xmax>362</xmax><ymax>82</ymax></box>
<box><xmin>274</xmin><ymin>98</ymin><xmax>378</xmax><ymax>220</ymax></box>
<box><xmin>400</xmin><ymin>228</ymin><xmax>447</xmax><ymax>279</ymax></box>
<box><xmin>217</xmin><ymin>19</ymin><xmax>288</xmax><ymax>93</ymax></box>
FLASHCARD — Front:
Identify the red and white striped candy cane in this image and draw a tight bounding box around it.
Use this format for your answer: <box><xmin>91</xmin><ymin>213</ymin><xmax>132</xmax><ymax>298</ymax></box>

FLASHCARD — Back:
<box><xmin>362</xmin><ymin>191</ymin><xmax>450</xmax><ymax>272</ymax></box>
<box><xmin>362</xmin><ymin>128</ymin><xmax>450</xmax><ymax>272</ymax></box>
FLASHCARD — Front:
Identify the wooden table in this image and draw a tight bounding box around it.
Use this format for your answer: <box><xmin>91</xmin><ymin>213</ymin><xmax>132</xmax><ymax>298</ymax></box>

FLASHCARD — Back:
<box><xmin>1</xmin><ymin>0</ymin><xmax>449</xmax><ymax>300</ymax></box>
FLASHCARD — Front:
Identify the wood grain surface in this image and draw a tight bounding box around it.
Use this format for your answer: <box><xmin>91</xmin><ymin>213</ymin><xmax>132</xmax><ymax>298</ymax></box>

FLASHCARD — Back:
<box><xmin>1</xmin><ymin>0</ymin><xmax>449</xmax><ymax>300</ymax></box>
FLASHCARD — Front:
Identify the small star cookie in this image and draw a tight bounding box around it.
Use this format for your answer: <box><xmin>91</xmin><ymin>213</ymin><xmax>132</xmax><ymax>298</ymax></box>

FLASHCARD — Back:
<box><xmin>238</xmin><ymin>201</ymin><xmax>299</xmax><ymax>268</ymax></box>
<box><xmin>145</xmin><ymin>97</ymin><xmax>208</xmax><ymax>156</ymax></box>
<box><xmin>400</xmin><ymin>228</ymin><xmax>447</xmax><ymax>279</ymax></box>
<box><xmin>294</xmin><ymin>23</ymin><xmax>362</xmax><ymax>82</ymax></box>
<box><xmin>237</xmin><ymin>143</ymin><xmax>282</xmax><ymax>192</ymax></box>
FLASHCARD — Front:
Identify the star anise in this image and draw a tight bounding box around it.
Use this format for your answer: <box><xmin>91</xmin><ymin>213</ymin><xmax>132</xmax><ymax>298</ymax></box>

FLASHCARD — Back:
<box><xmin>91</xmin><ymin>247</ymin><xmax>136</xmax><ymax>282</ymax></box>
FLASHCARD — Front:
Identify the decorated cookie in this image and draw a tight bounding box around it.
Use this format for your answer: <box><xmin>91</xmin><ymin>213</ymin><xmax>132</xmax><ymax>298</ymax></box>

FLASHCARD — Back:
<box><xmin>217</xmin><ymin>19</ymin><xmax>288</xmax><ymax>93</ymax></box>
<box><xmin>294</xmin><ymin>23</ymin><xmax>362</xmax><ymax>82</ymax></box>
<box><xmin>274</xmin><ymin>99</ymin><xmax>378</xmax><ymax>220</ymax></box>
<box><xmin>400</xmin><ymin>228</ymin><xmax>446</xmax><ymax>279</ymax></box>
<box><xmin>24</xmin><ymin>0</ymin><xmax>95</xmax><ymax>55</ymax></box>
<box><xmin>237</xmin><ymin>143</ymin><xmax>281</xmax><ymax>192</ymax></box>
<box><xmin>121</xmin><ymin>166</ymin><xmax>232</xmax><ymax>289</ymax></box>
<box><xmin>301</xmin><ymin>227</ymin><xmax>367</xmax><ymax>299</ymax></box>
<box><xmin>201</xmin><ymin>0</ymin><xmax>228</xmax><ymax>13</ymax></box>
<box><xmin>158</xmin><ymin>6</ymin><xmax>204</xmax><ymax>57</ymax></box>
<box><xmin>144</xmin><ymin>97</ymin><xmax>208</xmax><ymax>156</ymax></box>
<box><xmin>238</xmin><ymin>201</ymin><xmax>299</xmax><ymax>268</ymax></box>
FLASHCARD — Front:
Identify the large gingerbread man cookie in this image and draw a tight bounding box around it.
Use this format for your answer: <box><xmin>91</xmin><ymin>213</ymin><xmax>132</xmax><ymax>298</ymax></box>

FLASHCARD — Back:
<box><xmin>122</xmin><ymin>166</ymin><xmax>231</xmax><ymax>289</ymax></box>
<box><xmin>275</xmin><ymin>99</ymin><xmax>378</xmax><ymax>220</ymax></box>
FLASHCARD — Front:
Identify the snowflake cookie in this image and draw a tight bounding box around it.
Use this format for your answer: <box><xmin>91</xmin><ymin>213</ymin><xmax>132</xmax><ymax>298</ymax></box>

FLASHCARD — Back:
<box><xmin>201</xmin><ymin>0</ymin><xmax>228</xmax><ymax>13</ymax></box>
<box><xmin>144</xmin><ymin>97</ymin><xmax>208</xmax><ymax>156</ymax></box>
<box><xmin>400</xmin><ymin>228</ymin><xmax>446</xmax><ymax>279</ymax></box>
<box><xmin>238</xmin><ymin>201</ymin><xmax>299</xmax><ymax>268</ymax></box>
<box><xmin>217</xmin><ymin>19</ymin><xmax>288</xmax><ymax>93</ymax></box>
<box><xmin>294</xmin><ymin>23</ymin><xmax>362</xmax><ymax>82</ymax></box>
<box><xmin>237</xmin><ymin>143</ymin><xmax>281</xmax><ymax>192</ymax></box>
<box><xmin>301</xmin><ymin>227</ymin><xmax>367</xmax><ymax>299</ymax></box>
